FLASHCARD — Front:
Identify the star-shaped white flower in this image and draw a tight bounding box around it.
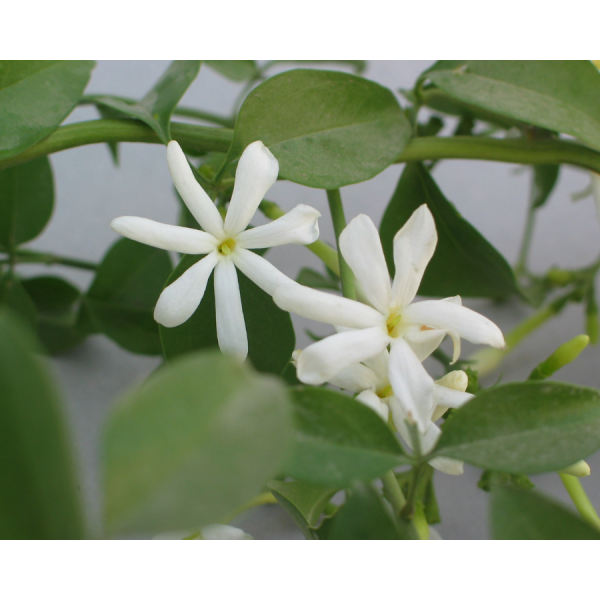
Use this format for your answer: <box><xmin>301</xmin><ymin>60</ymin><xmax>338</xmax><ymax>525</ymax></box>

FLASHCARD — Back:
<box><xmin>111</xmin><ymin>140</ymin><xmax>320</xmax><ymax>361</ymax></box>
<box><xmin>293</xmin><ymin>348</ymin><xmax>472</xmax><ymax>474</ymax></box>
<box><xmin>274</xmin><ymin>205</ymin><xmax>505</xmax><ymax>432</ymax></box>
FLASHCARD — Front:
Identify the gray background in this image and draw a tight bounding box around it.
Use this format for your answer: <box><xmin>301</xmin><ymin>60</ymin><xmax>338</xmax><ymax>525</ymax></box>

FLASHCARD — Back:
<box><xmin>29</xmin><ymin>60</ymin><xmax>600</xmax><ymax>539</ymax></box>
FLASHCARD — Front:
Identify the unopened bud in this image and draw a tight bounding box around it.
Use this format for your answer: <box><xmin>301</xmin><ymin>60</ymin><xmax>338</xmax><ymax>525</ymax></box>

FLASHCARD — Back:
<box><xmin>559</xmin><ymin>460</ymin><xmax>591</xmax><ymax>478</ymax></box>
<box><xmin>435</xmin><ymin>370</ymin><xmax>468</xmax><ymax>392</ymax></box>
<box><xmin>528</xmin><ymin>334</ymin><xmax>589</xmax><ymax>380</ymax></box>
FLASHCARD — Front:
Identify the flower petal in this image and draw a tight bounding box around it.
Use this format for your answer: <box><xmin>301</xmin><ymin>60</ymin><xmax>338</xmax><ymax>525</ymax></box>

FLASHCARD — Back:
<box><xmin>356</xmin><ymin>390</ymin><xmax>389</xmax><ymax>421</ymax></box>
<box><xmin>362</xmin><ymin>349</ymin><xmax>390</xmax><ymax>384</ymax></box>
<box><xmin>167</xmin><ymin>141</ymin><xmax>224</xmax><ymax>237</ymax></box>
<box><xmin>434</xmin><ymin>386</ymin><xmax>473</xmax><ymax>409</ymax></box>
<box><xmin>214</xmin><ymin>259</ymin><xmax>248</xmax><ymax>361</ymax></box>
<box><xmin>403</xmin><ymin>300</ymin><xmax>506</xmax><ymax>348</ymax></box>
<box><xmin>111</xmin><ymin>216</ymin><xmax>217</xmax><ymax>254</ymax></box>
<box><xmin>297</xmin><ymin>326</ymin><xmax>389</xmax><ymax>385</ymax></box>
<box><xmin>329</xmin><ymin>363</ymin><xmax>379</xmax><ymax>393</ymax></box>
<box><xmin>391</xmin><ymin>204</ymin><xmax>438</xmax><ymax>308</ymax></box>
<box><xmin>154</xmin><ymin>252</ymin><xmax>218</xmax><ymax>327</ymax></box>
<box><xmin>232</xmin><ymin>248</ymin><xmax>296</xmax><ymax>296</ymax></box>
<box><xmin>274</xmin><ymin>285</ymin><xmax>384</xmax><ymax>329</ymax></box>
<box><xmin>224</xmin><ymin>141</ymin><xmax>279</xmax><ymax>236</ymax></box>
<box><xmin>403</xmin><ymin>326</ymin><xmax>446</xmax><ymax>362</ymax></box>
<box><xmin>200</xmin><ymin>524</ymin><xmax>253</xmax><ymax>540</ymax></box>
<box><xmin>237</xmin><ymin>204</ymin><xmax>321</xmax><ymax>249</ymax></box>
<box><xmin>429</xmin><ymin>456</ymin><xmax>464</xmax><ymax>475</ymax></box>
<box><xmin>388</xmin><ymin>338</ymin><xmax>436</xmax><ymax>433</ymax></box>
<box><xmin>339</xmin><ymin>214</ymin><xmax>392</xmax><ymax>313</ymax></box>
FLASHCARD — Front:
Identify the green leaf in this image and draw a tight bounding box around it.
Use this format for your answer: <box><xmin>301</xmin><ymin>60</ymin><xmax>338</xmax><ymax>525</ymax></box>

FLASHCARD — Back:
<box><xmin>0</xmin><ymin>310</ymin><xmax>85</xmax><ymax>538</ymax></box>
<box><xmin>0</xmin><ymin>274</ymin><xmax>37</xmax><ymax>329</ymax></box>
<box><xmin>0</xmin><ymin>60</ymin><xmax>95</xmax><ymax>160</ymax></box>
<box><xmin>205</xmin><ymin>61</ymin><xmax>258</xmax><ymax>82</ymax></box>
<box><xmin>380</xmin><ymin>162</ymin><xmax>519</xmax><ymax>299</ymax></box>
<box><xmin>103</xmin><ymin>350</ymin><xmax>292</xmax><ymax>535</ymax></box>
<box><xmin>490</xmin><ymin>484</ymin><xmax>600</xmax><ymax>540</ymax></box>
<box><xmin>423</xmin><ymin>61</ymin><xmax>600</xmax><ymax>152</ymax></box>
<box><xmin>159</xmin><ymin>254</ymin><xmax>295</xmax><ymax>375</ymax></box>
<box><xmin>83</xmin><ymin>238</ymin><xmax>172</xmax><ymax>355</ymax></box>
<box><xmin>317</xmin><ymin>483</ymin><xmax>414</xmax><ymax>540</ymax></box>
<box><xmin>532</xmin><ymin>164</ymin><xmax>560</xmax><ymax>209</ymax></box>
<box><xmin>22</xmin><ymin>276</ymin><xmax>85</xmax><ymax>354</ymax></box>
<box><xmin>264</xmin><ymin>60</ymin><xmax>367</xmax><ymax>75</ymax></box>
<box><xmin>268</xmin><ymin>480</ymin><xmax>336</xmax><ymax>539</ymax></box>
<box><xmin>230</xmin><ymin>69</ymin><xmax>411</xmax><ymax>189</ymax></box>
<box><xmin>283</xmin><ymin>387</ymin><xmax>409</xmax><ymax>487</ymax></box>
<box><xmin>0</xmin><ymin>156</ymin><xmax>54</xmax><ymax>250</ymax></box>
<box><xmin>477</xmin><ymin>470</ymin><xmax>534</xmax><ymax>493</ymax></box>
<box><xmin>433</xmin><ymin>381</ymin><xmax>600</xmax><ymax>474</ymax></box>
<box><xmin>89</xmin><ymin>61</ymin><xmax>201</xmax><ymax>144</ymax></box>
<box><xmin>296</xmin><ymin>267</ymin><xmax>340</xmax><ymax>290</ymax></box>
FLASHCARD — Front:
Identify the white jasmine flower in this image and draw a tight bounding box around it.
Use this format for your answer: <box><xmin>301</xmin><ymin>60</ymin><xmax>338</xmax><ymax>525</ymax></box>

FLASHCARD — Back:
<box><xmin>293</xmin><ymin>348</ymin><xmax>471</xmax><ymax>475</ymax></box>
<box><xmin>275</xmin><ymin>206</ymin><xmax>504</xmax><ymax>432</ymax></box>
<box><xmin>111</xmin><ymin>140</ymin><xmax>320</xmax><ymax>361</ymax></box>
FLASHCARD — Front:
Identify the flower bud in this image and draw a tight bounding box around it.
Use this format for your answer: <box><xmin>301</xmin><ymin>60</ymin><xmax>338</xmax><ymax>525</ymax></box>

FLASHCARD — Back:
<box><xmin>528</xmin><ymin>334</ymin><xmax>589</xmax><ymax>380</ymax></box>
<box><xmin>435</xmin><ymin>370</ymin><xmax>469</xmax><ymax>392</ymax></box>
<box><xmin>559</xmin><ymin>460</ymin><xmax>591</xmax><ymax>478</ymax></box>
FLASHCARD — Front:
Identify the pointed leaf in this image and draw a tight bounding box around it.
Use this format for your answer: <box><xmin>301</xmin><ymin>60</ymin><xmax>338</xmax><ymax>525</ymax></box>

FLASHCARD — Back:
<box><xmin>103</xmin><ymin>351</ymin><xmax>292</xmax><ymax>535</ymax></box>
<box><xmin>230</xmin><ymin>69</ymin><xmax>411</xmax><ymax>188</ymax></box>
<box><xmin>0</xmin><ymin>274</ymin><xmax>37</xmax><ymax>329</ymax></box>
<box><xmin>205</xmin><ymin>61</ymin><xmax>258</xmax><ymax>82</ymax></box>
<box><xmin>532</xmin><ymin>164</ymin><xmax>560</xmax><ymax>209</ymax></box>
<box><xmin>380</xmin><ymin>162</ymin><xmax>519</xmax><ymax>298</ymax></box>
<box><xmin>0</xmin><ymin>60</ymin><xmax>95</xmax><ymax>160</ymax></box>
<box><xmin>433</xmin><ymin>381</ymin><xmax>600</xmax><ymax>474</ymax></box>
<box><xmin>159</xmin><ymin>254</ymin><xmax>295</xmax><ymax>375</ymax></box>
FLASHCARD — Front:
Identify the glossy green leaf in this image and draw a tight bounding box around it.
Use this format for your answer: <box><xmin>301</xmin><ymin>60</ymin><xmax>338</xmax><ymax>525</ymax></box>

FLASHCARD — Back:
<box><xmin>317</xmin><ymin>483</ymin><xmax>414</xmax><ymax>540</ymax></box>
<box><xmin>0</xmin><ymin>156</ymin><xmax>54</xmax><ymax>251</ymax></box>
<box><xmin>423</xmin><ymin>61</ymin><xmax>600</xmax><ymax>151</ymax></box>
<box><xmin>230</xmin><ymin>69</ymin><xmax>411</xmax><ymax>188</ymax></box>
<box><xmin>433</xmin><ymin>381</ymin><xmax>600</xmax><ymax>473</ymax></box>
<box><xmin>532</xmin><ymin>164</ymin><xmax>560</xmax><ymax>209</ymax></box>
<box><xmin>380</xmin><ymin>162</ymin><xmax>519</xmax><ymax>298</ymax></box>
<box><xmin>0</xmin><ymin>60</ymin><xmax>95</xmax><ymax>160</ymax></box>
<box><xmin>491</xmin><ymin>484</ymin><xmax>600</xmax><ymax>540</ymax></box>
<box><xmin>0</xmin><ymin>274</ymin><xmax>37</xmax><ymax>329</ymax></box>
<box><xmin>103</xmin><ymin>351</ymin><xmax>292</xmax><ymax>535</ymax></box>
<box><xmin>0</xmin><ymin>310</ymin><xmax>85</xmax><ymax>539</ymax></box>
<box><xmin>268</xmin><ymin>480</ymin><xmax>336</xmax><ymax>540</ymax></box>
<box><xmin>83</xmin><ymin>238</ymin><xmax>172</xmax><ymax>355</ymax></box>
<box><xmin>264</xmin><ymin>60</ymin><xmax>367</xmax><ymax>75</ymax></box>
<box><xmin>89</xmin><ymin>61</ymin><xmax>200</xmax><ymax>144</ymax></box>
<box><xmin>205</xmin><ymin>61</ymin><xmax>258</xmax><ymax>82</ymax></box>
<box><xmin>22</xmin><ymin>276</ymin><xmax>85</xmax><ymax>354</ymax></box>
<box><xmin>283</xmin><ymin>387</ymin><xmax>409</xmax><ymax>487</ymax></box>
<box><xmin>160</xmin><ymin>254</ymin><xmax>295</xmax><ymax>375</ymax></box>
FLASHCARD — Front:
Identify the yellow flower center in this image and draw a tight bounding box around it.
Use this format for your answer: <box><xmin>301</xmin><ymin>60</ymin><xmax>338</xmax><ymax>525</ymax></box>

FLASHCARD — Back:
<box><xmin>218</xmin><ymin>238</ymin><xmax>236</xmax><ymax>256</ymax></box>
<box><xmin>386</xmin><ymin>311</ymin><xmax>402</xmax><ymax>337</ymax></box>
<box><xmin>378</xmin><ymin>384</ymin><xmax>393</xmax><ymax>399</ymax></box>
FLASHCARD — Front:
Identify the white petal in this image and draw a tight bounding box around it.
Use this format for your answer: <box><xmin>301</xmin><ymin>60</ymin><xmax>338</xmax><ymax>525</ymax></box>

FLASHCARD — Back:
<box><xmin>356</xmin><ymin>390</ymin><xmax>389</xmax><ymax>421</ymax></box>
<box><xmin>224</xmin><ymin>141</ymin><xmax>279</xmax><ymax>236</ymax></box>
<box><xmin>200</xmin><ymin>524</ymin><xmax>253</xmax><ymax>540</ymax></box>
<box><xmin>339</xmin><ymin>214</ymin><xmax>392</xmax><ymax>313</ymax></box>
<box><xmin>232</xmin><ymin>248</ymin><xmax>296</xmax><ymax>296</ymax></box>
<box><xmin>328</xmin><ymin>363</ymin><xmax>379</xmax><ymax>393</ymax></box>
<box><xmin>403</xmin><ymin>300</ymin><xmax>506</xmax><ymax>349</ymax></box>
<box><xmin>391</xmin><ymin>204</ymin><xmax>438</xmax><ymax>308</ymax></box>
<box><xmin>214</xmin><ymin>260</ymin><xmax>248</xmax><ymax>361</ymax></box>
<box><xmin>403</xmin><ymin>326</ymin><xmax>446</xmax><ymax>362</ymax></box>
<box><xmin>362</xmin><ymin>350</ymin><xmax>390</xmax><ymax>384</ymax></box>
<box><xmin>392</xmin><ymin>402</ymin><xmax>439</xmax><ymax>453</ymax></box>
<box><xmin>167</xmin><ymin>141</ymin><xmax>224</xmax><ymax>237</ymax></box>
<box><xmin>111</xmin><ymin>216</ymin><xmax>217</xmax><ymax>254</ymax></box>
<box><xmin>429</xmin><ymin>456</ymin><xmax>464</xmax><ymax>475</ymax></box>
<box><xmin>434</xmin><ymin>386</ymin><xmax>473</xmax><ymax>409</ymax></box>
<box><xmin>388</xmin><ymin>338</ymin><xmax>436</xmax><ymax>434</ymax></box>
<box><xmin>237</xmin><ymin>204</ymin><xmax>320</xmax><ymax>249</ymax></box>
<box><xmin>297</xmin><ymin>327</ymin><xmax>390</xmax><ymax>385</ymax></box>
<box><xmin>274</xmin><ymin>285</ymin><xmax>384</xmax><ymax>329</ymax></box>
<box><xmin>154</xmin><ymin>252</ymin><xmax>218</xmax><ymax>327</ymax></box>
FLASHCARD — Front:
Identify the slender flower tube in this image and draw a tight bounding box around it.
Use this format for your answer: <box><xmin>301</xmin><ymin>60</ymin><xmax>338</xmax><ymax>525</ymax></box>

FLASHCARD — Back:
<box><xmin>293</xmin><ymin>349</ymin><xmax>471</xmax><ymax>475</ymax></box>
<box><xmin>275</xmin><ymin>206</ymin><xmax>504</xmax><ymax>432</ymax></box>
<box><xmin>111</xmin><ymin>140</ymin><xmax>320</xmax><ymax>361</ymax></box>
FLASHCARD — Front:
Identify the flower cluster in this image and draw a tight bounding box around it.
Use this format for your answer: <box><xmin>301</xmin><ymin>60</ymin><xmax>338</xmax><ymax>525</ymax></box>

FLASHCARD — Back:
<box><xmin>111</xmin><ymin>141</ymin><xmax>505</xmax><ymax>469</ymax></box>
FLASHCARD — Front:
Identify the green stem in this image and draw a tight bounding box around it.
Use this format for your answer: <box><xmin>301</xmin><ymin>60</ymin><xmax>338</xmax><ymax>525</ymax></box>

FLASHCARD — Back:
<box><xmin>559</xmin><ymin>473</ymin><xmax>600</xmax><ymax>530</ymax></box>
<box><xmin>220</xmin><ymin>491</ymin><xmax>278</xmax><ymax>524</ymax></box>
<box><xmin>259</xmin><ymin>201</ymin><xmax>340</xmax><ymax>275</ymax></box>
<box><xmin>400</xmin><ymin>463</ymin><xmax>426</xmax><ymax>520</ymax></box>
<box><xmin>381</xmin><ymin>470</ymin><xmax>406</xmax><ymax>518</ymax></box>
<box><xmin>3</xmin><ymin>249</ymin><xmax>99</xmax><ymax>271</ymax></box>
<box><xmin>0</xmin><ymin>120</ymin><xmax>234</xmax><ymax>171</ymax></box>
<box><xmin>395</xmin><ymin>136</ymin><xmax>600</xmax><ymax>175</ymax></box>
<box><xmin>468</xmin><ymin>294</ymin><xmax>570</xmax><ymax>377</ymax></box>
<box><xmin>326</xmin><ymin>189</ymin><xmax>355</xmax><ymax>300</ymax></box>
<box><xmin>515</xmin><ymin>179</ymin><xmax>537</xmax><ymax>274</ymax></box>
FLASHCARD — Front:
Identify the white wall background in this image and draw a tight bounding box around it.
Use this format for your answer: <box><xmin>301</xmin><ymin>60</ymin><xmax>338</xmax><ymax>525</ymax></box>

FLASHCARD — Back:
<box><xmin>29</xmin><ymin>60</ymin><xmax>600</xmax><ymax>539</ymax></box>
